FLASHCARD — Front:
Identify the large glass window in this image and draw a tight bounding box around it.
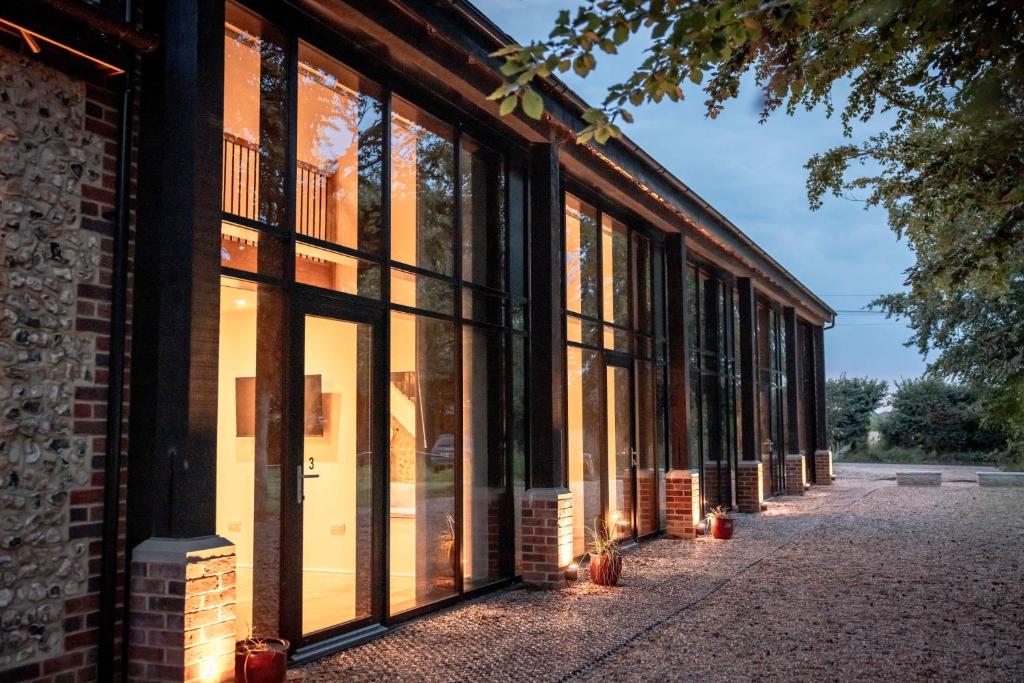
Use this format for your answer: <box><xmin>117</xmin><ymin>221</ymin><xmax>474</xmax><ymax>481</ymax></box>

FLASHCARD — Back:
<box><xmin>757</xmin><ymin>303</ymin><xmax>786</xmax><ymax>495</ymax></box>
<box><xmin>391</xmin><ymin>99</ymin><xmax>455</xmax><ymax>276</ymax></box>
<box><xmin>389</xmin><ymin>312</ymin><xmax>457</xmax><ymax>613</ymax></box>
<box><xmin>216</xmin><ymin>5</ymin><xmax>526</xmax><ymax>645</ymax></box>
<box><xmin>687</xmin><ymin>265</ymin><xmax>738</xmax><ymax>511</ymax></box>
<box><xmin>564</xmin><ymin>191</ymin><xmax>666</xmax><ymax>556</ymax></box>
<box><xmin>567</xmin><ymin>347</ymin><xmax>603</xmax><ymax>555</ymax></box>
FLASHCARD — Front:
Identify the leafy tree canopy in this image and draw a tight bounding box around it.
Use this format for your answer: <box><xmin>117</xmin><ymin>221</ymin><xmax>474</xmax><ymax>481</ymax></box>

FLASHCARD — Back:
<box><xmin>880</xmin><ymin>378</ymin><xmax>1006</xmax><ymax>453</ymax></box>
<box><xmin>825</xmin><ymin>375</ymin><xmax>887</xmax><ymax>453</ymax></box>
<box><xmin>490</xmin><ymin>0</ymin><xmax>1024</xmax><ymax>450</ymax></box>
<box><xmin>490</xmin><ymin>0</ymin><xmax>1024</xmax><ymax>295</ymax></box>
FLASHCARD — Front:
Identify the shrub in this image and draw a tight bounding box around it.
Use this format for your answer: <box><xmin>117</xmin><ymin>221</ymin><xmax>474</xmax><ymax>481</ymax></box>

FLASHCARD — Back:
<box><xmin>826</xmin><ymin>376</ymin><xmax>888</xmax><ymax>454</ymax></box>
<box><xmin>881</xmin><ymin>378</ymin><xmax>1005</xmax><ymax>454</ymax></box>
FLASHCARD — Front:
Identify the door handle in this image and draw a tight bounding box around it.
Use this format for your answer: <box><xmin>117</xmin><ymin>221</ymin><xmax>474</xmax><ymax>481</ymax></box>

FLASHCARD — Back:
<box><xmin>297</xmin><ymin>465</ymin><xmax>320</xmax><ymax>503</ymax></box>
<box><xmin>631</xmin><ymin>448</ymin><xmax>638</xmax><ymax>468</ymax></box>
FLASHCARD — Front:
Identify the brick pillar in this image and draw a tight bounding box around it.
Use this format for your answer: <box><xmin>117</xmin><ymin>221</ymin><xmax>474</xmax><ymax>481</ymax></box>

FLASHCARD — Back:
<box><xmin>129</xmin><ymin>537</ymin><xmax>236</xmax><ymax>682</ymax></box>
<box><xmin>520</xmin><ymin>488</ymin><xmax>573</xmax><ymax>588</ymax></box>
<box><xmin>813</xmin><ymin>449</ymin><xmax>833</xmax><ymax>485</ymax></box>
<box><xmin>784</xmin><ymin>454</ymin><xmax>806</xmax><ymax>495</ymax></box>
<box><xmin>735</xmin><ymin>461</ymin><xmax>763</xmax><ymax>513</ymax></box>
<box><xmin>665</xmin><ymin>470</ymin><xmax>700</xmax><ymax>539</ymax></box>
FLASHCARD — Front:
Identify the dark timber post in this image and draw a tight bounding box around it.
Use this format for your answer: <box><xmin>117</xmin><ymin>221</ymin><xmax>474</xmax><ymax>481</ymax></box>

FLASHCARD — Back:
<box><xmin>812</xmin><ymin>324</ymin><xmax>833</xmax><ymax>484</ymax></box>
<box><xmin>782</xmin><ymin>307</ymin><xmax>806</xmax><ymax>494</ymax></box>
<box><xmin>664</xmin><ymin>234</ymin><xmax>698</xmax><ymax>538</ymax></box>
<box><xmin>127</xmin><ymin>1</ymin><xmax>238</xmax><ymax>677</ymax></box>
<box><xmin>522</xmin><ymin>140</ymin><xmax>571</xmax><ymax>586</ymax></box>
<box><xmin>735</xmin><ymin>278</ymin><xmax>763</xmax><ymax>511</ymax></box>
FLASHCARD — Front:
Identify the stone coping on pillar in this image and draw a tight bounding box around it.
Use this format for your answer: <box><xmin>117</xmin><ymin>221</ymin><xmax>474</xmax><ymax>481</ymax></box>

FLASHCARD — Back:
<box><xmin>784</xmin><ymin>454</ymin><xmax>804</xmax><ymax>461</ymax></box>
<box><xmin>736</xmin><ymin>460</ymin><xmax>762</xmax><ymax>467</ymax></box>
<box><xmin>666</xmin><ymin>469</ymin><xmax>700</xmax><ymax>480</ymax></box>
<box><xmin>132</xmin><ymin>535</ymin><xmax>236</xmax><ymax>563</ymax></box>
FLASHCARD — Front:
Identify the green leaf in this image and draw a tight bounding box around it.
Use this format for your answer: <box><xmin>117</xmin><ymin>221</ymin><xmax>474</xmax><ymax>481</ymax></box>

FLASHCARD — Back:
<box><xmin>581</xmin><ymin>108</ymin><xmax>604</xmax><ymax>124</ymax></box>
<box><xmin>521</xmin><ymin>88</ymin><xmax>544</xmax><ymax>120</ymax></box>
<box><xmin>499</xmin><ymin>95</ymin><xmax>517</xmax><ymax>116</ymax></box>
<box><xmin>689</xmin><ymin>68</ymin><xmax>703</xmax><ymax>84</ymax></box>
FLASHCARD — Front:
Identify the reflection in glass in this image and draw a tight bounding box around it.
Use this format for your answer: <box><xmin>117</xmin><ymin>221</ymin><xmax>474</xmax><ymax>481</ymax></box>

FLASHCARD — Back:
<box><xmin>296</xmin><ymin>43</ymin><xmax>383</xmax><ymax>253</ymax></box>
<box><xmin>215</xmin><ymin>277</ymin><xmax>284</xmax><ymax>640</ymax></box>
<box><xmin>301</xmin><ymin>316</ymin><xmax>374</xmax><ymax>634</ymax></box>
<box><xmin>391</xmin><ymin>269</ymin><xmax>455</xmax><ymax>316</ymax></box>
<box><xmin>295</xmin><ymin>242</ymin><xmax>380</xmax><ymax>297</ymax></box>
<box><xmin>602</xmin><ymin>214</ymin><xmax>630</xmax><ymax>326</ymax></box>
<box><xmin>223</xmin><ymin>3</ymin><xmax>288</xmax><ymax>226</ymax></box>
<box><xmin>462</xmin><ymin>327</ymin><xmax>508</xmax><ymax>590</ymax></box>
<box><xmin>606</xmin><ymin>365</ymin><xmax>633</xmax><ymax>541</ymax></box>
<box><xmin>391</xmin><ymin>99</ymin><xmax>455</xmax><ymax>276</ymax></box>
<box><xmin>565</xmin><ymin>194</ymin><xmax>599</xmax><ymax>317</ymax></box>
<box><xmin>389</xmin><ymin>312</ymin><xmax>457</xmax><ymax>614</ymax></box>
<box><xmin>461</xmin><ymin>137</ymin><xmax>505</xmax><ymax>290</ymax></box>
<box><xmin>567</xmin><ymin>348</ymin><xmax>603</xmax><ymax>557</ymax></box>
<box><xmin>635</xmin><ymin>360</ymin><xmax>659</xmax><ymax>536</ymax></box>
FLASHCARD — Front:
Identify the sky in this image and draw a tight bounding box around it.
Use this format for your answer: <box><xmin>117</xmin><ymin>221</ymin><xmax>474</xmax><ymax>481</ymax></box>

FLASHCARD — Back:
<box><xmin>473</xmin><ymin>0</ymin><xmax>929</xmax><ymax>387</ymax></box>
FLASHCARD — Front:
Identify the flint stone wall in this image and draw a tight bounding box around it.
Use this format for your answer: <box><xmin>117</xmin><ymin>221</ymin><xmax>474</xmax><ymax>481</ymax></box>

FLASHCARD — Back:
<box><xmin>0</xmin><ymin>45</ymin><xmax>105</xmax><ymax>669</ymax></box>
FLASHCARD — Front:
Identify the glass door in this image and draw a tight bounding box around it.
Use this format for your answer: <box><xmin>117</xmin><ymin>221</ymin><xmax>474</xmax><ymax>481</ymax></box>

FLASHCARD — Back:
<box><xmin>605</xmin><ymin>359</ymin><xmax>636</xmax><ymax>542</ymax></box>
<box><xmin>284</xmin><ymin>302</ymin><xmax>384</xmax><ymax>653</ymax></box>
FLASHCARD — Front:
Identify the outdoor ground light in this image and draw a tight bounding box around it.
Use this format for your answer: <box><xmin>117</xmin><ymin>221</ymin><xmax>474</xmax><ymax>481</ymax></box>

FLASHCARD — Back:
<box><xmin>565</xmin><ymin>563</ymin><xmax>579</xmax><ymax>582</ymax></box>
<box><xmin>696</xmin><ymin>520</ymin><xmax>707</xmax><ymax>535</ymax></box>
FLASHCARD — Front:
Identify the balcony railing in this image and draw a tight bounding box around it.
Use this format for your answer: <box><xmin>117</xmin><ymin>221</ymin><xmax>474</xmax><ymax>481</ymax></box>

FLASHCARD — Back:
<box><xmin>222</xmin><ymin>133</ymin><xmax>333</xmax><ymax>242</ymax></box>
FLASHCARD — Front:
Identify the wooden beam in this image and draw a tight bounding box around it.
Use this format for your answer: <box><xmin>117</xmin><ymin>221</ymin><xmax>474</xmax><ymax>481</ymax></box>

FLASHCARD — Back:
<box><xmin>665</xmin><ymin>234</ymin><xmax>690</xmax><ymax>471</ymax></box>
<box><xmin>737</xmin><ymin>278</ymin><xmax>758</xmax><ymax>461</ymax></box>
<box><xmin>527</xmin><ymin>142</ymin><xmax>566</xmax><ymax>488</ymax></box>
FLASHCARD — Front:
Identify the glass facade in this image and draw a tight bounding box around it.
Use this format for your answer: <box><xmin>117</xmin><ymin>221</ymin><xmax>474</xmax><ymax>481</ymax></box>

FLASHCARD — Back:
<box><xmin>215</xmin><ymin>1</ymin><xmax>525</xmax><ymax>646</ymax></box>
<box><xmin>686</xmin><ymin>265</ymin><xmax>741</xmax><ymax>511</ymax></box>
<box><xmin>203</xmin><ymin>0</ymin><xmax>824</xmax><ymax>661</ymax></box>
<box><xmin>564</xmin><ymin>192</ymin><xmax>667</xmax><ymax>557</ymax></box>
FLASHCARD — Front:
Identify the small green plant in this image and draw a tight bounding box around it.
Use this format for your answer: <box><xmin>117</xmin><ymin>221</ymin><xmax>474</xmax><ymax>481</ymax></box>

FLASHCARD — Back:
<box><xmin>585</xmin><ymin>517</ymin><xmax>620</xmax><ymax>559</ymax></box>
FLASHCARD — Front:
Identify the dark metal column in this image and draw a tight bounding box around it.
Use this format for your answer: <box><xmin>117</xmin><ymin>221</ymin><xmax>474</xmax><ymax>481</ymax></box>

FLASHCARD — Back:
<box><xmin>128</xmin><ymin>0</ymin><xmax>225</xmax><ymax>543</ymax></box>
<box><xmin>664</xmin><ymin>234</ymin><xmax>690</xmax><ymax>471</ymax></box>
<box><xmin>814</xmin><ymin>324</ymin><xmax>828</xmax><ymax>451</ymax></box>
<box><xmin>737</xmin><ymin>278</ymin><xmax>757</xmax><ymax>461</ymax></box>
<box><xmin>783</xmin><ymin>307</ymin><xmax>800</xmax><ymax>455</ymax></box>
<box><xmin>527</xmin><ymin>141</ymin><xmax>565</xmax><ymax>489</ymax></box>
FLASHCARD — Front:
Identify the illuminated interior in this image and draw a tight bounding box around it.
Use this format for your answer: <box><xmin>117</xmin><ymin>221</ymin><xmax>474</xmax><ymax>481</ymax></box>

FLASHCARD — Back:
<box><xmin>215</xmin><ymin>0</ymin><xmax>517</xmax><ymax>644</ymax></box>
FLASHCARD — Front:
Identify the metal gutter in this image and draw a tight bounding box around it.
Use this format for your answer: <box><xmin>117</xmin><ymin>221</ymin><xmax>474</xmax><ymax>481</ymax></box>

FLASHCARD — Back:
<box><xmin>438</xmin><ymin>0</ymin><xmax>835</xmax><ymax>322</ymax></box>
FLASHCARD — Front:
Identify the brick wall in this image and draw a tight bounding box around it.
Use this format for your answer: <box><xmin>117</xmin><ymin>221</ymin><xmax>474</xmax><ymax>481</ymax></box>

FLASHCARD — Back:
<box><xmin>784</xmin><ymin>454</ymin><xmax>806</xmax><ymax>495</ymax></box>
<box><xmin>665</xmin><ymin>470</ymin><xmax>699</xmax><ymax>539</ymax></box>
<box><xmin>813</xmin><ymin>450</ymin><xmax>833</xmax><ymax>485</ymax></box>
<box><xmin>129</xmin><ymin>538</ymin><xmax>236</xmax><ymax>683</ymax></box>
<box><xmin>520</xmin><ymin>488</ymin><xmax>572</xmax><ymax>588</ymax></box>
<box><xmin>735</xmin><ymin>461</ymin><xmax>763</xmax><ymax>513</ymax></box>
<box><xmin>0</xmin><ymin>44</ymin><xmax>134</xmax><ymax>683</ymax></box>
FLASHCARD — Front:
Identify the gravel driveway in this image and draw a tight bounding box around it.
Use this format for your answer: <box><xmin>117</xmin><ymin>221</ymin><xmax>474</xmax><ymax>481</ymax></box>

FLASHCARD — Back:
<box><xmin>291</xmin><ymin>463</ymin><xmax>1024</xmax><ymax>682</ymax></box>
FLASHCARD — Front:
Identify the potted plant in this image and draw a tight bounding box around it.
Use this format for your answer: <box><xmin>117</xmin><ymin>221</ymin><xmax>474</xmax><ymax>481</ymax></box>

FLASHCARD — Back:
<box><xmin>235</xmin><ymin>633</ymin><xmax>289</xmax><ymax>683</ymax></box>
<box><xmin>706</xmin><ymin>505</ymin><xmax>735</xmax><ymax>540</ymax></box>
<box><xmin>438</xmin><ymin>513</ymin><xmax>459</xmax><ymax>583</ymax></box>
<box><xmin>586</xmin><ymin>518</ymin><xmax>622</xmax><ymax>586</ymax></box>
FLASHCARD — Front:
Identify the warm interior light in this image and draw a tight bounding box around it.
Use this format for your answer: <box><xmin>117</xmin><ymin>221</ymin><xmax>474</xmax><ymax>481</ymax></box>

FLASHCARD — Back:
<box><xmin>235</xmin><ymin>298</ymin><xmax>247</xmax><ymax>308</ymax></box>
<box><xmin>199</xmin><ymin>656</ymin><xmax>218</xmax><ymax>682</ymax></box>
<box><xmin>0</xmin><ymin>19</ymin><xmax>125</xmax><ymax>75</ymax></box>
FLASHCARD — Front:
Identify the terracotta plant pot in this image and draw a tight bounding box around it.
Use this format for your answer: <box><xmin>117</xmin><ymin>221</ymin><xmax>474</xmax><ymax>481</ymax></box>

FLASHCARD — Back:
<box><xmin>589</xmin><ymin>553</ymin><xmax>622</xmax><ymax>586</ymax></box>
<box><xmin>235</xmin><ymin>638</ymin><xmax>289</xmax><ymax>683</ymax></box>
<box><xmin>710</xmin><ymin>516</ymin><xmax>734</xmax><ymax>540</ymax></box>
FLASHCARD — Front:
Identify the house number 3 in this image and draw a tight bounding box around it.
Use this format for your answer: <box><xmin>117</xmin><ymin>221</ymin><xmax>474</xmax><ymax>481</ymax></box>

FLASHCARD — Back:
<box><xmin>308</xmin><ymin>457</ymin><xmax>315</xmax><ymax>470</ymax></box>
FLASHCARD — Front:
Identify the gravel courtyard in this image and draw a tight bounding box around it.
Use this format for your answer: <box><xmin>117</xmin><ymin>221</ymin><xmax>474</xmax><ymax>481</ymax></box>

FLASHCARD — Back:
<box><xmin>291</xmin><ymin>463</ymin><xmax>1024</xmax><ymax>682</ymax></box>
